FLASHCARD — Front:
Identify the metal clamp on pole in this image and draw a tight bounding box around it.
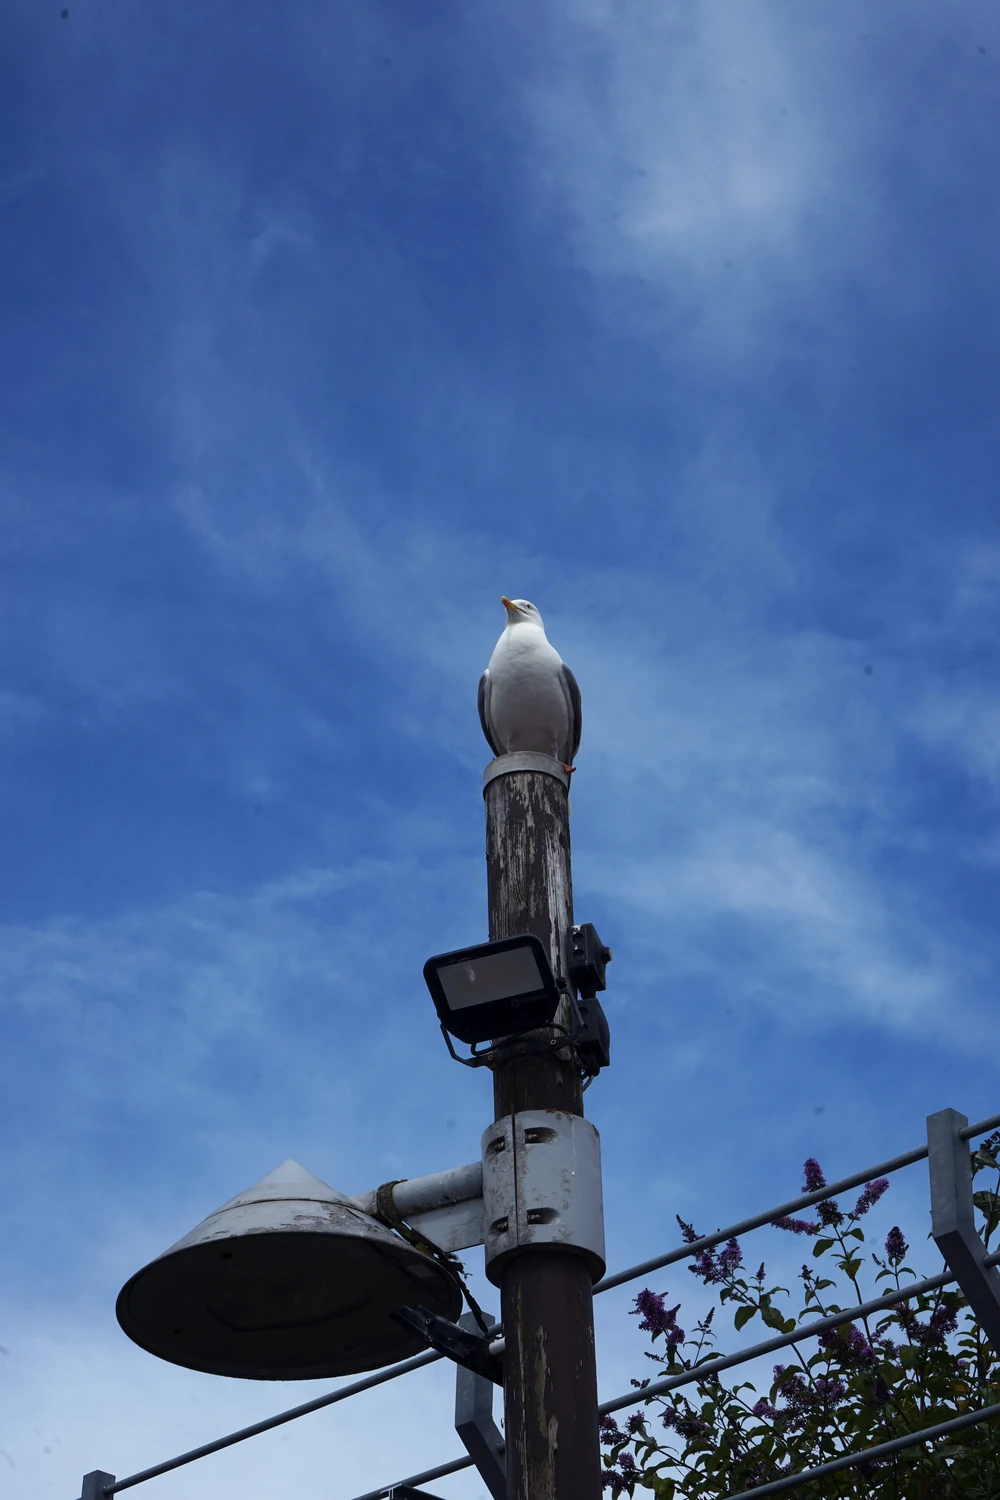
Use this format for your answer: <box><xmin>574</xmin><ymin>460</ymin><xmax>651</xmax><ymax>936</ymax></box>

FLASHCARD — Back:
<box><xmin>482</xmin><ymin>1110</ymin><xmax>605</xmax><ymax>1285</ymax></box>
<box><xmin>928</xmin><ymin>1107</ymin><xmax>1000</xmax><ymax>1354</ymax></box>
<box><xmin>483</xmin><ymin>752</ymin><xmax>572</xmax><ymax>793</ymax></box>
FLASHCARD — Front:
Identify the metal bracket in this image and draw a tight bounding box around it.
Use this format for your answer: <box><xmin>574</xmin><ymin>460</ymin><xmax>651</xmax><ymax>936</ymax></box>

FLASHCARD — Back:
<box><xmin>454</xmin><ymin>1312</ymin><xmax>507</xmax><ymax>1500</ymax></box>
<box><xmin>390</xmin><ymin>1305</ymin><xmax>503</xmax><ymax>1384</ymax></box>
<box><xmin>80</xmin><ymin>1475</ymin><xmax>115</xmax><ymax>1500</ymax></box>
<box><xmin>438</xmin><ymin>1022</ymin><xmax>573</xmax><ymax>1073</ymax></box>
<box><xmin>928</xmin><ymin>1108</ymin><xmax>1000</xmax><ymax>1354</ymax></box>
<box><xmin>483</xmin><ymin>753</ymin><xmax>571</xmax><ymax>792</ymax></box>
<box><xmin>482</xmin><ymin>1110</ymin><xmax>606</xmax><ymax>1285</ymax></box>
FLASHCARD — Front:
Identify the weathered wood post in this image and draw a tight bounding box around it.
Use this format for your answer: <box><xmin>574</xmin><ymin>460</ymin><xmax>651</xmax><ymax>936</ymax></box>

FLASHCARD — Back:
<box><xmin>484</xmin><ymin>752</ymin><xmax>601</xmax><ymax>1500</ymax></box>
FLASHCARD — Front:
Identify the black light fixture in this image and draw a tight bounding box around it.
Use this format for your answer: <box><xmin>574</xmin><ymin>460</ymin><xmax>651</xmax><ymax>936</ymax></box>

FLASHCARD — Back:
<box><xmin>422</xmin><ymin>934</ymin><xmax>560</xmax><ymax>1047</ymax></box>
<box><xmin>568</xmin><ymin>923</ymin><xmax>612</xmax><ymax>1075</ymax></box>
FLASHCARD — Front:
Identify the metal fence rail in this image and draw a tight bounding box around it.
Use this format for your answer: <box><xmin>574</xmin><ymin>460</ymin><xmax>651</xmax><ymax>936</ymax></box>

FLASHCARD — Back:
<box><xmin>351</xmin><ymin>1456</ymin><xmax>473</xmax><ymax>1500</ymax></box>
<box><xmin>357</xmin><ymin>1109</ymin><xmax>1000</xmax><ymax>1500</ymax></box>
<box><xmin>594</xmin><ymin>1107</ymin><xmax>1000</xmax><ymax>1295</ymax></box>
<box><xmin>79</xmin><ymin>1108</ymin><xmax>1000</xmax><ymax>1500</ymax></box>
<box><xmin>98</xmin><ymin>1351</ymin><xmax>443</xmax><ymax>1496</ymax></box>
<box><xmin>356</xmin><ymin>1266</ymin><xmax>1000</xmax><ymax>1495</ymax></box>
<box><xmin>350</xmin><ymin>1391</ymin><xmax>1000</xmax><ymax>1500</ymax></box>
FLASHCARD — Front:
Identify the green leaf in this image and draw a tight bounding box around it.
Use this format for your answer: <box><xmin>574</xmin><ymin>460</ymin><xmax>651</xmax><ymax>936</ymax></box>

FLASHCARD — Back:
<box><xmin>760</xmin><ymin>1302</ymin><xmax>788</xmax><ymax>1332</ymax></box>
<box><xmin>734</xmin><ymin>1305</ymin><xmax>757</xmax><ymax>1331</ymax></box>
<box><xmin>974</xmin><ymin>1189</ymin><xmax>1000</xmax><ymax>1233</ymax></box>
<box><xmin>812</xmin><ymin>1238</ymin><xmax>835</xmax><ymax>1257</ymax></box>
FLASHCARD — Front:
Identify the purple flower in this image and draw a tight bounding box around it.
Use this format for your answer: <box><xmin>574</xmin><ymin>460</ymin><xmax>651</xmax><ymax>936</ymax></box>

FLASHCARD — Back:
<box><xmin>770</xmin><ymin>1369</ymin><xmax>819</xmax><ymax>1422</ymax></box>
<box><xmin>691</xmin><ymin>1247</ymin><xmax>724</xmax><ymax>1283</ymax></box>
<box><xmin>660</xmin><ymin>1400</ymin><xmax>711</xmax><ymax>1438</ymax></box>
<box><xmin>718</xmin><ymin>1237</ymin><xmax>743</xmax><ymax>1276</ymax></box>
<box><xmin>676</xmin><ymin>1215</ymin><xmax>700</xmax><ymax>1244</ymax></box>
<box><xmin>884</xmin><ymin>1226</ymin><xmax>908</xmax><ymax>1263</ymax></box>
<box><xmin>632</xmin><ymin>1289</ymin><xmax>685</xmax><ymax>1343</ymax></box>
<box><xmin>772</xmin><ymin>1216</ymin><xmax>819</xmax><ymax>1235</ymax></box>
<box><xmin>752</xmin><ymin>1398</ymin><xmax>778</xmax><ymax>1419</ymax></box>
<box><xmin>626</xmin><ymin>1413</ymin><xmax>644</xmax><ymax>1435</ymax></box>
<box><xmin>819</xmin><ymin>1323</ymin><xmax>876</xmax><ymax>1367</ymax></box>
<box><xmin>675</xmin><ymin>1413</ymin><xmax>712</xmax><ymax>1439</ymax></box>
<box><xmin>854</xmin><ymin>1178</ymin><xmax>889</xmax><ymax>1217</ymax></box>
<box><xmin>926</xmin><ymin>1304</ymin><xmax>959</xmax><ymax>1343</ymax></box>
<box><xmin>802</xmin><ymin>1159</ymin><xmax>827</xmax><ymax>1192</ymax></box>
<box><xmin>814</xmin><ymin>1375</ymin><xmax>847</xmax><ymax>1406</ymax></box>
<box><xmin>817</xmin><ymin>1198</ymin><xmax>844</xmax><ymax>1228</ymax></box>
<box><xmin>618</xmin><ymin>1452</ymin><xmax>636</xmax><ymax>1473</ymax></box>
<box><xmin>678</xmin><ymin>1219</ymin><xmax>743</xmax><ymax>1284</ymax></box>
<box><xmin>600</xmin><ymin>1416</ymin><xmax>624</xmax><ymax>1444</ymax></box>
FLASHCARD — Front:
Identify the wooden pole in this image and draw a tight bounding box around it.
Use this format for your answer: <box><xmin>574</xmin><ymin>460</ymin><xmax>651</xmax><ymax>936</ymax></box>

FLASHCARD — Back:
<box><xmin>485</xmin><ymin>762</ymin><xmax>601</xmax><ymax>1500</ymax></box>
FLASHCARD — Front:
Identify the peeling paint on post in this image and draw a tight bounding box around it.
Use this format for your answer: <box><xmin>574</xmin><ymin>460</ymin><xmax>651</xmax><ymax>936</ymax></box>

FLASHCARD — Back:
<box><xmin>485</xmin><ymin>766</ymin><xmax>602</xmax><ymax>1500</ymax></box>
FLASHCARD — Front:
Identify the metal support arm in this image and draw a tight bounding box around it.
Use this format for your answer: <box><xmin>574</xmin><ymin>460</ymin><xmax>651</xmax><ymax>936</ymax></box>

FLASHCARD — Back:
<box><xmin>928</xmin><ymin>1107</ymin><xmax>1000</xmax><ymax>1354</ymax></box>
<box><xmin>390</xmin><ymin>1306</ymin><xmax>503</xmax><ymax>1385</ymax></box>
<box><xmin>454</xmin><ymin>1313</ymin><xmax>507</xmax><ymax>1500</ymax></box>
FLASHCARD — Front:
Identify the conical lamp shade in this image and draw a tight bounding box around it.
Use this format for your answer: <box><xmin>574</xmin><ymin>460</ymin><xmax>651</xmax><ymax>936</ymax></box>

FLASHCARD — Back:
<box><xmin>116</xmin><ymin>1160</ymin><xmax>462</xmax><ymax>1380</ymax></box>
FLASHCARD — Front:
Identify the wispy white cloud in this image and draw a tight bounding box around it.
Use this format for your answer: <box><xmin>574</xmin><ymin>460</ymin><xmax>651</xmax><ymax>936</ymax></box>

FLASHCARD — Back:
<box><xmin>523</xmin><ymin>2</ymin><xmax>879</xmax><ymax>352</ymax></box>
<box><xmin>519</xmin><ymin>0</ymin><xmax>1000</xmax><ymax>394</ymax></box>
<box><xmin>590</xmin><ymin>822</ymin><xmax>970</xmax><ymax>1034</ymax></box>
<box><xmin>2</xmin><ymin>1309</ymin><xmax>476</xmax><ymax>1500</ymax></box>
<box><xmin>908</xmin><ymin>686</ymin><xmax>1000</xmax><ymax>794</ymax></box>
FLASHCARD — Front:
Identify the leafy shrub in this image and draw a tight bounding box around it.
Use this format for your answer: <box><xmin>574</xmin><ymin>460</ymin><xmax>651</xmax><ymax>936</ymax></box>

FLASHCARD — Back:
<box><xmin>601</xmin><ymin>1133</ymin><xmax>1000</xmax><ymax>1498</ymax></box>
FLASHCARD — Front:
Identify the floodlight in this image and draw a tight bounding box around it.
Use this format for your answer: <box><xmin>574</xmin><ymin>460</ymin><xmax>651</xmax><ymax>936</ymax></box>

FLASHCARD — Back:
<box><xmin>422</xmin><ymin>934</ymin><xmax>560</xmax><ymax>1046</ymax></box>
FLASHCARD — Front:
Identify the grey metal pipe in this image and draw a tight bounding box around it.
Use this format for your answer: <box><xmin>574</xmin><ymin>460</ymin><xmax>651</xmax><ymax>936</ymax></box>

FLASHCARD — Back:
<box><xmin>352</xmin><ymin>1161</ymin><xmax>482</xmax><ymax>1221</ymax></box>
<box><xmin>101</xmin><ymin>1350</ymin><xmax>443</xmax><ymax>1494</ymax></box>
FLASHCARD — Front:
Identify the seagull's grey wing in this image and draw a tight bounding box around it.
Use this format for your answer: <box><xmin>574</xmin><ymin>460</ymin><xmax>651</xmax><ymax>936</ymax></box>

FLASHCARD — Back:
<box><xmin>560</xmin><ymin>663</ymin><xmax>582</xmax><ymax>764</ymax></box>
<box><xmin>478</xmin><ymin>669</ymin><xmax>503</xmax><ymax>757</ymax></box>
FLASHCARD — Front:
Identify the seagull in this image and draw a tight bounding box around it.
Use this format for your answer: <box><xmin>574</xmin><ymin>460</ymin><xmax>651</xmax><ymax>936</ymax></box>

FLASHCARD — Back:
<box><xmin>478</xmin><ymin>597</ymin><xmax>582</xmax><ymax>769</ymax></box>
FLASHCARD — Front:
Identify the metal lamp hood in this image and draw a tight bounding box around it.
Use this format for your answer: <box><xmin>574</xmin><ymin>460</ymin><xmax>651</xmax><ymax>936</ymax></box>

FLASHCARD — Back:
<box><xmin>116</xmin><ymin>1159</ymin><xmax>462</xmax><ymax>1380</ymax></box>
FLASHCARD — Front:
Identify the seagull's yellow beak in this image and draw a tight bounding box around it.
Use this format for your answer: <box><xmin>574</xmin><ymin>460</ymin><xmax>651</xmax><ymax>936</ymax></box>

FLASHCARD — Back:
<box><xmin>501</xmin><ymin>595</ymin><xmax>516</xmax><ymax>614</ymax></box>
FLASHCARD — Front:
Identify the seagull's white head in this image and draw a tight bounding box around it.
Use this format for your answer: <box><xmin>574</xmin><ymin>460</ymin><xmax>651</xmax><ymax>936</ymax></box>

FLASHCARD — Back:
<box><xmin>501</xmin><ymin>596</ymin><xmax>544</xmax><ymax>628</ymax></box>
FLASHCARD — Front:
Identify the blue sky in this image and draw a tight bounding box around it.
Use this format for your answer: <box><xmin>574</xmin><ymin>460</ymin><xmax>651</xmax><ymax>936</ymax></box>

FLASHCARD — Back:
<box><xmin>3</xmin><ymin>0</ymin><xmax>1000</xmax><ymax>1495</ymax></box>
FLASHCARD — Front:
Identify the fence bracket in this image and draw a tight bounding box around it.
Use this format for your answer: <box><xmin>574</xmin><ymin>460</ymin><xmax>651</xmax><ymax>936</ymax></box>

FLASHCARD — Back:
<box><xmin>928</xmin><ymin>1107</ymin><xmax>1000</xmax><ymax>1355</ymax></box>
<box><xmin>454</xmin><ymin>1312</ymin><xmax>506</xmax><ymax>1500</ymax></box>
<box><xmin>80</xmin><ymin>1473</ymin><xmax>115</xmax><ymax>1500</ymax></box>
